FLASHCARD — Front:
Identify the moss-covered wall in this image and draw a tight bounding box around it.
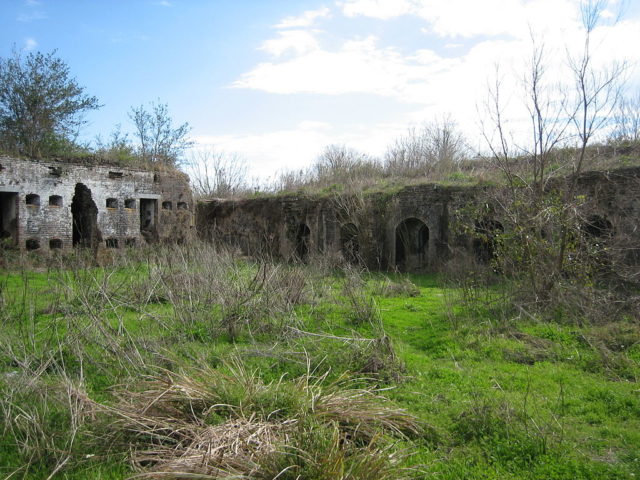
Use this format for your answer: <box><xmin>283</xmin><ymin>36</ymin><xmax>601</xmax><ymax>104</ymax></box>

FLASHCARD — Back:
<box><xmin>197</xmin><ymin>167</ymin><xmax>640</xmax><ymax>272</ymax></box>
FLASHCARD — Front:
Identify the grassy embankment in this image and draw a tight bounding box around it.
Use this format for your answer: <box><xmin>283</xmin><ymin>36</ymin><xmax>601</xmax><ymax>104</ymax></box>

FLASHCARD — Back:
<box><xmin>0</xmin><ymin>244</ymin><xmax>638</xmax><ymax>479</ymax></box>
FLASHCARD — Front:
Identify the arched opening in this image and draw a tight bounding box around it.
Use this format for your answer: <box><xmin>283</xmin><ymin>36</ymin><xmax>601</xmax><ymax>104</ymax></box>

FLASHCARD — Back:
<box><xmin>473</xmin><ymin>219</ymin><xmax>504</xmax><ymax>264</ymax></box>
<box><xmin>340</xmin><ymin>222</ymin><xmax>360</xmax><ymax>264</ymax></box>
<box><xmin>71</xmin><ymin>183</ymin><xmax>100</xmax><ymax>248</ymax></box>
<box><xmin>295</xmin><ymin>223</ymin><xmax>311</xmax><ymax>261</ymax></box>
<box><xmin>395</xmin><ymin>218</ymin><xmax>429</xmax><ymax>271</ymax></box>
<box><xmin>582</xmin><ymin>215</ymin><xmax>613</xmax><ymax>238</ymax></box>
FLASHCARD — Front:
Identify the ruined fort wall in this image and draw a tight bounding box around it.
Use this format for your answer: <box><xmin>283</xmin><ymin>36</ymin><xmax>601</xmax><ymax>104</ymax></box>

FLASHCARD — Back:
<box><xmin>196</xmin><ymin>185</ymin><xmax>482</xmax><ymax>270</ymax></box>
<box><xmin>197</xmin><ymin>167</ymin><xmax>640</xmax><ymax>272</ymax></box>
<box><xmin>0</xmin><ymin>156</ymin><xmax>194</xmax><ymax>252</ymax></box>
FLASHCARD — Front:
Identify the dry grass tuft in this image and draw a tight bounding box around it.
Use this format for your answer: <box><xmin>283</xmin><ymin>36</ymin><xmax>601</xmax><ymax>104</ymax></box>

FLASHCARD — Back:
<box><xmin>99</xmin><ymin>360</ymin><xmax>423</xmax><ymax>479</ymax></box>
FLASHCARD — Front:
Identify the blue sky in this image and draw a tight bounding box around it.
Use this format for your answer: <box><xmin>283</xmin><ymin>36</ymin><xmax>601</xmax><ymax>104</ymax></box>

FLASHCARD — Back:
<box><xmin>2</xmin><ymin>0</ymin><xmax>640</xmax><ymax>179</ymax></box>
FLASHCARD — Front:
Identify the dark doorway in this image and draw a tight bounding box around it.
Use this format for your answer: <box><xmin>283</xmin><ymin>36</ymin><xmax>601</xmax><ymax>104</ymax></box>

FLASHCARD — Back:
<box><xmin>295</xmin><ymin>223</ymin><xmax>310</xmax><ymax>260</ymax></box>
<box><xmin>395</xmin><ymin>218</ymin><xmax>429</xmax><ymax>271</ymax></box>
<box><xmin>340</xmin><ymin>223</ymin><xmax>360</xmax><ymax>264</ymax></box>
<box><xmin>140</xmin><ymin>198</ymin><xmax>158</xmax><ymax>243</ymax></box>
<box><xmin>71</xmin><ymin>183</ymin><xmax>100</xmax><ymax>248</ymax></box>
<box><xmin>0</xmin><ymin>192</ymin><xmax>18</xmax><ymax>248</ymax></box>
<box><xmin>473</xmin><ymin>219</ymin><xmax>504</xmax><ymax>263</ymax></box>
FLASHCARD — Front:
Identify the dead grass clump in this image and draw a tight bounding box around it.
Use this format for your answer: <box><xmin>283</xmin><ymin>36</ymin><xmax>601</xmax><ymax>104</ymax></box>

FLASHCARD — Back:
<box><xmin>0</xmin><ymin>372</ymin><xmax>95</xmax><ymax>477</ymax></box>
<box><xmin>342</xmin><ymin>268</ymin><xmax>381</xmax><ymax>327</ymax></box>
<box><xmin>149</xmin><ymin>243</ymin><xmax>310</xmax><ymax>340</ymax></box>
<box><xmin>349</xmin><ymin>335</ymin><xmax>406</xmax><ymax>381</ymax></box>
<box><xmin>588</xmin><ymin>322</ymin><xmax>640</xmax><ymax>352</ymax></box>
<box><xmin>373</xmin><ymin>277</ymin><xmax>421</xmax><ymax>298</ymax></box>
<box><xmin>257</xmin><ymin>419</ymin><xmax>418</xmax><ymax>480</ymax></box>
<box><xmin>129</xmin><ymin>418</ymin><xmax>287</xmax><ymax>478</ymax></box>
<box><xmin>576</xmin><ymin>323</ymin><xmax>640</xmax><ymax>381</ymax></box>
<box><xmin>101</xmin><ymin>360</ymin><xmax>423</xmax><ymax>479</ymax></box>
<box><xmin>283</xmin><ymin>326</ymin><xmax>406</xmax><ymax>382</ymax></box>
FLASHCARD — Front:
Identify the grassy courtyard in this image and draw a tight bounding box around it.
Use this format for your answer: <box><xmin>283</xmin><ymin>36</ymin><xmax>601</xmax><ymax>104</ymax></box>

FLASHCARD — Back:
<box><xmin>1</xmin><ymin>244</ymin><xmax>638</xmax><ymax>479</ymax></box>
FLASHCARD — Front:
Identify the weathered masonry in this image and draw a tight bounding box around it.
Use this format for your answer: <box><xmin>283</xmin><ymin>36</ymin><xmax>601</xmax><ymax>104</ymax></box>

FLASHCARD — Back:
<box><xmin>197</xmin><ymin>167</ymin><xmax>640</xmax><ymax>272</ymax></box>
<box><xmin>0</xmin><ymin>156</ymin><xmax>193</xmax><ymax>252</ymax></box>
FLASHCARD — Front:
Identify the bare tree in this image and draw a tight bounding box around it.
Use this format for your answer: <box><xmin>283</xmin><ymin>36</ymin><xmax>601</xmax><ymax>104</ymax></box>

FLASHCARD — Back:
<box><xmin>556</xmin><ymin>0</ymin><xmax>627</xmax><ymax>272</ymax></box>
<box><xmin>385</xmin><ymin>115</ymin><xmax>468</xmax><ymax>178</ymax></box>
<box><xmin>188</xmin><ymin>148</ymin><xmax>249</xmax><ymax>199</ymax></box>
<box><xmin>129</xmin><ymin>100</ymin><xmax>193</xmax><ymax>167</ymax></box>
<box><xmin>480</xmin><ymin>0</ymin><xmax>628</xmax><ymax>299</ymax></box>
<box><xmin>611</xmin><ymin>89</ymin><xmax>640</xmax><ymax>144</ymax></box>
<box><xmin>314</xmin><ymin>145</ymin><xmax>381</xmax><ymax>185</ymax></box>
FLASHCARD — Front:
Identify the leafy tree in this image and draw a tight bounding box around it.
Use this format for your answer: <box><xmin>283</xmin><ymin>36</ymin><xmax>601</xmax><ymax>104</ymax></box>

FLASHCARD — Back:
<box><xmin>129</xmin><ymin>101</ymin><xmax>193</xmax><ymax>167</ymax></box>
<box><xmin>0</xmin><ymin>49</ymin><xmax>101</xmax><ymax>157</ymax></box>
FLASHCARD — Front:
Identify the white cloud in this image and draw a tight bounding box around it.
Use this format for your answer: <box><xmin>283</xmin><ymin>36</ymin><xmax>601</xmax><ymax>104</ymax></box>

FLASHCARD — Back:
<box><xmin>340</xmin><ymin>0</ymin><xmax>583</xmax><ymax>39</ymax></box>
<box><xmin>236</xmin><ymin>2</ymin><xmax>640</xmax><ymax>106</ymax></box>
<box><xmin>261</xmin><ymin>30</ymin><xmax>320</xmax><ymax>57</ymax></box>
<box><xmin>275</xmin><ymin>7</ymin><xmax>331</xmax><ymax>29</ymax></box>
<box><xmin>224</xmin><ymin>0</ymin><xmax>640</xmax><ymax>176</ymax></box>
<box><xmin>235</xmin><ymin>35</ymin><xmax>437</xmax><ymax>97</ymax></box>
<box><xmin>192</xmin><ymin>120</ymin><xmax>407</xmax><ymax>180</ymax></box>
<box><xmin>17</xmin><ymin>10</ymin><xmax>46</xmax><ymax>21</ymax></box>
<box><xmin>340</xmin><ymin>0</ymin><xmax>415</xmax><ymax>19</ymax></box>
<box><xmin>192</xmin><ymin>122</ymin><xmax>337</xmax><ymax>179</ymax></box>
<box><xmin>23</xmin><ymin>37</ymin><xmax>38</xmax><ymax>51</ymax></box>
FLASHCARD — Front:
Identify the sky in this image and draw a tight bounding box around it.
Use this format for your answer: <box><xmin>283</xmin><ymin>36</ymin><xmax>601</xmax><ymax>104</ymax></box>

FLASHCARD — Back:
<box><xmin>2</xmin><ymin>0</ymin><xmax>640</xmax><ymax>181</ymax></box>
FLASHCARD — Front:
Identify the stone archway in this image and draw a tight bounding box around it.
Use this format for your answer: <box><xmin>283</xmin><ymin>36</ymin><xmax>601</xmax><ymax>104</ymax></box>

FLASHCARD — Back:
<box><xmin>340</xmin><ymin>222</ymin><xmax>360</xmax><ymax>264</ymax></box>
<box><xmin>395</xmin><ymin>218</ymin><xmax>429</xmax><ymax>271</ymax></box>
<box><xmin>295</xmin><ymin>223</ymin><xmax>310</xmax><ymax>260</ymax></box>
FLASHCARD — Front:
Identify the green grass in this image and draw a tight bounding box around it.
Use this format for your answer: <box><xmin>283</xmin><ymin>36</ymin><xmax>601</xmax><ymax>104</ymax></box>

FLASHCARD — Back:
<box><xmin>0</xmin><ymin>250</ymin><xmax>638</xmax><ymax>479</ymax></box>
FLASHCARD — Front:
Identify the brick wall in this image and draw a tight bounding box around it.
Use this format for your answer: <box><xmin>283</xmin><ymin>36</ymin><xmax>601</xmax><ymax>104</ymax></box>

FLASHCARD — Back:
<box><xmin>0</xmin><ymin>156</ymin><xmax>194</xmax><ymax>252</ymax></box>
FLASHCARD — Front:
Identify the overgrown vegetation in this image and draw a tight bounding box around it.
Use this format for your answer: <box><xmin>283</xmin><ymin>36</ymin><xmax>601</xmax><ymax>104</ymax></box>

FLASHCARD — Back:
<box><xmin>1</xmin><ymin>243</ymin><xmax>638</xmax><ymax>479</ymax></box>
